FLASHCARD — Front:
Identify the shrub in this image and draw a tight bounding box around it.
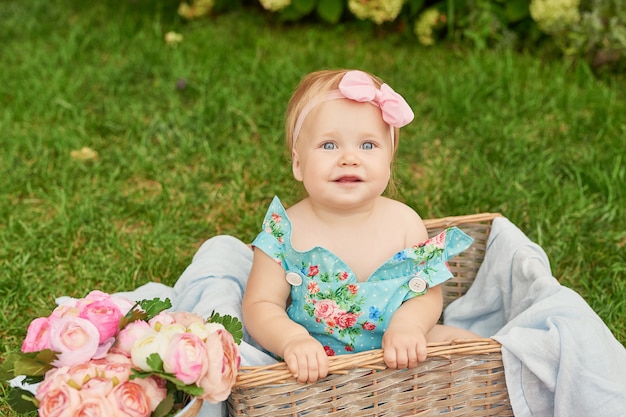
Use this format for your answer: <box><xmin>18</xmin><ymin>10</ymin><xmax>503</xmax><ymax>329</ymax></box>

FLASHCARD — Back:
<box><xmin>175</xmin><ymin>0</ymin><xmax>626</xmax><ymax>72</ymax></box>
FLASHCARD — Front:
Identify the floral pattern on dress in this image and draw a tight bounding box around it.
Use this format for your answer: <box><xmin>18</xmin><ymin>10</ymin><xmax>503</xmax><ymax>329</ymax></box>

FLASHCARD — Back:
<box><xmin>299</xmin><ymin>266</ymin><xmax>382</xmax><ymax>352</ymax></box>
<box><xmin>262</xmin><ymin>211</ymin><xmax>287</xmax><ymax>265</ymax></box>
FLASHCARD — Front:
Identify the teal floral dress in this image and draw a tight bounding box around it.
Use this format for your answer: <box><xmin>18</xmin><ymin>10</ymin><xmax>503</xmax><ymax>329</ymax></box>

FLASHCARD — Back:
<box><xmin>251</xmin><ymin>197</ymin><xmax>474</xmax><ymax>356</ymax></box>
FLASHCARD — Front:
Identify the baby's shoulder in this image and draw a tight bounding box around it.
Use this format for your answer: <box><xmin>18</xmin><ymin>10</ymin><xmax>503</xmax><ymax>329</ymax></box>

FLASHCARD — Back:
<box><xmin>379</xmin><ymin>198</ymin><xmax>428</xmax><ymax>242</ymax></box>
<box><xmin>379</xmin><ymin>197</ymin><xmax>422</xmax><ymax>219</ymax></box>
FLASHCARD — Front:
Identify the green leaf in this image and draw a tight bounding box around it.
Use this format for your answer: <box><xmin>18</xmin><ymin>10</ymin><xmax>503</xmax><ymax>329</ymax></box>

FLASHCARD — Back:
<box><xmin>146</xmin><ymin>353</ymin><xmax>164</xmax><ymax>372</ymax></box>
<box><xmin>7</xmin><ymin>387</ymin><xmax>38</xmax><ymax>413</ymax></box>
<box><xmin>139</xmin><ymin>298</ymin><xmax>172</xmax><ymax>318</ymax></box>
<box><xmin>9</xmin><ymin>350</ymin><xmax>56</xmax><ymax>377</ymax></box>
<box><xmin>119</xmin><ymin>298</ymin><xmax>172</xmax><ymax>329</ymax></box>
<box><xmin>175</xmin><ymin>383</ymin><xmax>205</xmax><ymax>397</ymax></box>
<box><xmin>134</xmin><ymin>369</ymin><xmax>206</xmax><ymax>397</ymax></box>
<box><xmin>208</xmin><ymin>311</ymin><xmax>243</xmax><ymax>345</ymax></box>
<box><xmin>151</xmin><ymin>392</ymin><xmax>175</xmax><ymax>417</ymax></box>
<box><xmin>0</xmin><ymin>353</ymin><xmax>19</xmax><ymax>380</ymax></box>
<box><xmin>317</xmin><ymin>0</ymin><xmax>343</xmax><ymax>24</ymax></box>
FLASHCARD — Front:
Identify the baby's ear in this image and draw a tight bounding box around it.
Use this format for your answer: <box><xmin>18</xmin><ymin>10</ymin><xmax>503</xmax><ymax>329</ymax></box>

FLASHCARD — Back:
<box><xmin>292</xmin><ymin>150</ymin><xmax>303</xmax><ymax>181</ymax></box>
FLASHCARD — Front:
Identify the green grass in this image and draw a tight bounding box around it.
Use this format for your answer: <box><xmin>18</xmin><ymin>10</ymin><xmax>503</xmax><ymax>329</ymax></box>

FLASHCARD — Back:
<box><xmin>1</xmin><ymin>0</ymin><xmax>625</xmax><ymax>414</ymax></box>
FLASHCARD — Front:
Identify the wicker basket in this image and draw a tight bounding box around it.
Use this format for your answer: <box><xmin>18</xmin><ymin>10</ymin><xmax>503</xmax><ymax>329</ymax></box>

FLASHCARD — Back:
<box><xmin>228</xmin><ymin>213</ymin><xmax>511</xmax><ymax>417</ymax></box>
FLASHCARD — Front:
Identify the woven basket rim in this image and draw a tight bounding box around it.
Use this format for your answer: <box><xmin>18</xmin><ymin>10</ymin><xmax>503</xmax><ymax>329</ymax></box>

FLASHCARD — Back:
<box><xmin>423</xmin><ymin>212</ymin><xmax>502</xmax><ymax>229</ymax></box>
<box><xmin>235</xmin><ymin>338</ymin><xmax>502</xmax><ymax>388</ymax></box>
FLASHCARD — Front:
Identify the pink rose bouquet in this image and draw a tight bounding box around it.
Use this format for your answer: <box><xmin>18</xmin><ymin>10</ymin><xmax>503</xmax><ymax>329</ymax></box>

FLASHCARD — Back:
<box><xmin>2</xmin><ymin>291</ymin><xmax>243</xmax><ymax>417</ymax></box>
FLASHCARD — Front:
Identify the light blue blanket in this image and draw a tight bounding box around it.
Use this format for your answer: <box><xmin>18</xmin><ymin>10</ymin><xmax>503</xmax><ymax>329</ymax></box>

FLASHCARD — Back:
<box><xmin>445</xmin><ymin>217</ymin><xmax>626</xmax><ymax>417</ymax></box>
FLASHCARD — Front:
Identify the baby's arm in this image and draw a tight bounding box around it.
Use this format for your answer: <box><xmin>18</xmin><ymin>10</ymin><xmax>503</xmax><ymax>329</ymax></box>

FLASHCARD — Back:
<box><xmin>382</xmin><ymin>286</ymin><xmax>443</xmax><ymax>368</ymax></box>
<box><xmin>382</xmin><ymin>205</ymin><xmax>441</xmax><ymax>368</ymax></box>
<box><xmin>242</xmin><ymin>249</ymin><xmax>329</xmax><ymax>383</ymax></box>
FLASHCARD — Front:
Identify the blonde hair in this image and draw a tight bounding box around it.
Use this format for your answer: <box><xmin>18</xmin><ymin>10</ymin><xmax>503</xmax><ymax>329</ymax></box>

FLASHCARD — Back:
<box><xmin>285</xmin><ymin>69</ymin><xmax>401</xmax><ymax>156</ymax></box>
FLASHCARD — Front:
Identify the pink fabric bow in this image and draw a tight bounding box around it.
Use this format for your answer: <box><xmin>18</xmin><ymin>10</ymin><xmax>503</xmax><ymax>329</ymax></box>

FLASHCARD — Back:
<box><xmin>338</xmin><ymin>70</ymin><xmax>414</xmax><ymax>128</ymax></box>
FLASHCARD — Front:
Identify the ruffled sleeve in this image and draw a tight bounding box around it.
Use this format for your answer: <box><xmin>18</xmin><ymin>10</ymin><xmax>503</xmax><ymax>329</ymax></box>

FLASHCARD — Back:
<box><xmin>251</xmin><ymin>196</ymin><xmax>290</xmax><ymax>270</ymax></box>
<box><xmin>371</xmin><ymin>227</ymin><xmax>473</xmax><ymax>289</ymax></box>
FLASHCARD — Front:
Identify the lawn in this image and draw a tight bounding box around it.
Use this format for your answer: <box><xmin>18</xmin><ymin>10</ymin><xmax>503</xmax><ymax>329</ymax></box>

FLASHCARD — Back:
<box><xmin>1</xmin><ymin>0</ymin><xmax>624</xmax><ymax>414</ymax></box>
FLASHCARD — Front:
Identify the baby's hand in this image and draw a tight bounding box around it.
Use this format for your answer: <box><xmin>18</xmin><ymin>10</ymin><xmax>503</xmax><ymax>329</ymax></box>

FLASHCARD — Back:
<box><xmin>282</xmin><ymin>335</ymin><xmax>329</xmax><ymax>383</ymax></box>
<box><xmin>382</xmin><ymin>326</ymin><xmax>428</xmax><ymax>369</ymax></box>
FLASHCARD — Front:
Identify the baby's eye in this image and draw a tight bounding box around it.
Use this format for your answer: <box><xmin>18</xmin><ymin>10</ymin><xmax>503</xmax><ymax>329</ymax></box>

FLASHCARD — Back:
<box><xmin>361</xmin><ymin>142</ymin><xmax>375</xmax><ymax>150</ymax></box>
<box><xmin>322</xmin><ymin>142</ymin><xmax>336</xmax><ymax>150</ymax></box>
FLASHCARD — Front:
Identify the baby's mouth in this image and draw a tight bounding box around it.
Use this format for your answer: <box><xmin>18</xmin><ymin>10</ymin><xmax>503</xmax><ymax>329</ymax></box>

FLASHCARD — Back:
<box><xmin>335</xmin><ymin>176</ymin><xmax>362</xmax><ymax>183</ymax></box>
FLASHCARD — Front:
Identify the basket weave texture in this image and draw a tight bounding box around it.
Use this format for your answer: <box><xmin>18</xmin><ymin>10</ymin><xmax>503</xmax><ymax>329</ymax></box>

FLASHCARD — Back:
<box><xmin>228</xmin><ymin>213</ymin><xmax>513</xmax><ymax>416</ymax></box>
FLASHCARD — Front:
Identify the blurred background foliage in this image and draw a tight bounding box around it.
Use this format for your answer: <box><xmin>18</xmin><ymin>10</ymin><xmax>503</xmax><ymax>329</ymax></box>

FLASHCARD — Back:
<box><xmin>176</xmin><ymin>0</ymin><xmax>626</xmax><ymax>74</ymax></box>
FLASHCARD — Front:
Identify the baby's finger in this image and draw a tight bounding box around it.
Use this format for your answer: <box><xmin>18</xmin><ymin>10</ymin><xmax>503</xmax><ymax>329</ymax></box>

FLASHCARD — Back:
<box><xmin>383</xmin><ymin>348</ymin><xmax>398</xmax><ymax>368</ymax></box>
<box><xmin>316</xmin><ymin>351</ymin><xmax>329</xmax><ymax>379</ymax></box>
<box><xmin>296</xmin><ymin>357</ymin><xmax>311</xmax><ymax>383</ymax></box>
<box><xmin>285</xmin><ymin>355</ymin><xmax>300</xmax><ymax>380</ymax></box>
<box><xmin>417</xmin><ymin>343</ymin><xmax>428</xmax><ymax>362</ymax></box>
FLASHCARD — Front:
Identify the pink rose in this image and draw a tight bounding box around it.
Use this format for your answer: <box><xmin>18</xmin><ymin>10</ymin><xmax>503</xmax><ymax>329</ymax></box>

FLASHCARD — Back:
<box><xmin>79</xmin><ymin>377</ymin><xmax>115</xmax><ymax>399</ymax></box>
<box><xmin>198</xmin><ymin>329</ymin><xmax>240</xmax><ymax>403</ymax></box>
<box><xmin>132</xmin><ymin>376</ymin><xmax>167</xmax><ymax>411</ymax></box>
<box><xmin>362</xmin><ymin>321</ymin><xmax>376</xmax><ymax>331</ymax></box>
<box><xmin>74</xmin><ymin>396</ymin><xmax>117</xmax><ymax>417</ymax></box>
<box><xmin>339</xmin><ymin>271</ymin><xmax>349</xmax><ymax>281</ymax></box>
<box><xmin>162</xmin><ymin>333</ymin><xmax>208</xmax><ymax>385</ymax></box>
<box><xmin>36</xmin><ymin>367</ymin><xmax>71</xmax><ymax>401</ymax></box>
<box><xmin>108</xmin><ymin>380</ymin><xmax>162</xmax><ymax>416</ymax></box>
<box><xmin>336</xmin><ymin>312</ymin><xmax>359</xmax><ymax>329</ymax></box>
<box><xmin>148</xmin><ymin>311</ymin><xmax>176</xmax><ymax>330</ymax></box>
<box><xmin>98</xmin><ymin>353</ymin><xmax>132</xmax><ymax>384</ymax></box>
<box><xmin>65</xmin><ymin>361</ymin><xmax>99</xmax><ymax>390</ymax></box>
<box><xmin>170</xmin><ymin>311</ymin><xmax>204</xmax><ymax>328</ymax></box>
<box><xmin>22</xmin><ymin>317</ymin><xmax>52</xmax><ymax>352</ymax></box>
<box><xmin>307</xmin><ymin>265</ymin><xmax>319</xmax><ymax>277</ymax></box>
<box><xmin>314</xmin><ymin>299</ymin><xmax>339</xmax><ymax>319</ymax></box>
<box><xmin>49</xmin><ymin>316</ymin><xmax>100</xmax><ymax>367</ymax></box>
<box><xmin>51</xmin><ymin>300</ymin><xmax>79</xmax><ymax>319</ymax></box>
<box><xmin>79</xmin><ymin>299</ymin><xmax>123</xmax><ymax>344</ymax></box>
<box><xmin>38</xmin><ymin>385</ymin><xmax>82</xmax><ymax>417</ymax></box>
<box><xmin>78</xmin><ymin>291</ymin><xmax>134</xmax><ymax>316</ymax></box>
<box><xmin>116</xmin><ymin>320</ymin><xmax>153</xmax><ymax>356</ymax></box>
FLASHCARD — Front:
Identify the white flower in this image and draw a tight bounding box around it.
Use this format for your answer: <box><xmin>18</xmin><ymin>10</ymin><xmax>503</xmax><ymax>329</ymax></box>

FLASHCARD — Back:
<box><xmin>259</xmin><ymin>0</ymin><xmax>292</xmax><ymax>12</ymax></box>
<box><xmin>204</xmin><ymin>322</ymin><xmax>226</xmax><ymax>335</ymax></box>
<box><xmin>348</xmin><ymin>0</ymin><xmax>404</xmax><ymax>25</ymax></box>
<box><xmin>130</xmin><ymin>332</ymin><xmax>170</xmax><ymax>371</ymax></box>
<box><xmin>530</xmin><ymin>0</ymin><xmax>580</xmax><ymax>33</ymax></box>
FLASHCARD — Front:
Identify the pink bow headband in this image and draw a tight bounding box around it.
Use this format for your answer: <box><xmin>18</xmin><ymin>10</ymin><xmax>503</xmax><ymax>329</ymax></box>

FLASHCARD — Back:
<box><xmin>292</xmin><ymin>70</ymin><xmax>414</xmax><ymax>151</ymax></box>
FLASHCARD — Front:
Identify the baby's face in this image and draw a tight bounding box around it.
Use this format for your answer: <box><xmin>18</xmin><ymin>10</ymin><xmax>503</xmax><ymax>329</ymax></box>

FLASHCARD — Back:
<box><xmin>292</xmin><ymin>98</ymin><xmax>393</xmax><ymax>209</ymax></box>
